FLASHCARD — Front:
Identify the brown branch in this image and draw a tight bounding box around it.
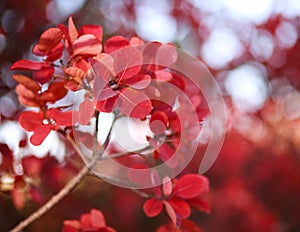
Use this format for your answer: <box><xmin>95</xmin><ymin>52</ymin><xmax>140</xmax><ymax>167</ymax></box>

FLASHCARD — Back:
<box><xmin>10</xmin><ymin>165</ymin><xmax>89</xmax><ymax>232</ymax></box>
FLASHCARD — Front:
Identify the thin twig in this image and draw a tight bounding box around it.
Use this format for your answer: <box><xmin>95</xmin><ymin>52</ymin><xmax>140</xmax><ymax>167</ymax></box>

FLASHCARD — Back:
<box><xmin>10</xmin><ymin>165</ymin><xmax>89</xmax><ymax>232</ymax></box>
<box><xmin>10</xmin><ymin>134</ymin><xmax>91</xmax><ymax>232</ymax></box>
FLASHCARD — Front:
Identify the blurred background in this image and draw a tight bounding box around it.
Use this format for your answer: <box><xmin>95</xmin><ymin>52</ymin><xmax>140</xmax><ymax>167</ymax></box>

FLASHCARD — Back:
<box><xmin>1</xmin><ymin>0</ymin><xmax>300</xmax><ymax>231</ymax></box>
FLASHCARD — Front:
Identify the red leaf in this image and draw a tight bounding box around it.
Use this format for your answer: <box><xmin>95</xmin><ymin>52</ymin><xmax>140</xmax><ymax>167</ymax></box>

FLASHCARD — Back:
<box><xmin>16</xmin><ymin>84</ymin><xmax>36</xmax><ymax>99</ymax></box>
<box><xmin>154</xmin><ymin>143</ymin><xmax>178</xmax><ymax>168</ymax></box>
<box><xmin>47</xmin><ymin>109</ymin><xmax>73</xmax><ymax>127</ymax></box>
<box><xmin>143</xmin><ymin>199</ymin><xmax>163</xmax><ymax>217</ymax></box>
<box><xmin>90</xmin><ymin>209</ymin><xmax>106</xmax><ymax>228</ymax></box>
<box><xmin>112</xmin><ymin>46</ymin><xmax>142</xmax><ymax>80</ymax></box>
<box><xmin>124</xmin><ymin>74</ymin><xmax>151</xmax><ymax>89</ymax></box>
<box><xmin>62</xmin><ymin>220</ymin><xmax>81</xmax><ymax>232</ymax></box>
<box><xmin>68</xmin><ymin>16</ymin><xmax>78</xmax><ymax>42</ymax></box>
<box><xmin>163</xmin><ymin>200</ymin><xmax>178</xmax><ymax>227</ymax></box>
<box><xmin>150</xmin><ymin>111</ymin><xmax>168</xmax><ymax>134</ymax></box>
<box><xmin>168</xmin><ymin>198</ymin><xmax>191</xmax><ymax>219</ymax></box>
<box><xmin>128</xmin><ymin>164</ymin><xmax>151</xmax><ymax>185</ymax></box>
<box><xmin>173</xmin><ymin>174</ymin><xmax>209</xmax><ymax>199</ymax></box>
<box><xmin>33</xmin><ymin>65</ymin><xmax>54</xmax><ymax>84</ymax></box>
<box><xmin>64</xmin><ymin>67</ymin><xmax>85</xmax><ymax>80</ymax></box>
<box><xmin>18</xmin><ymin>95</ymin><xmax>40</xmax><ymax>107</ymax></box>
<box><xmin>38</xmin><ymin>28</ymin><xmax>63</xmax><ymax>53</ymax></box>
<box><xmin>163</xmin><ymin>176</ymin><xmax>173</xmax><ymax>196</ymax></box>
<box><xmin>22</xmin><ymin>156</ymin><xmax>42</xmax><ymax>177</ymax></box>
<box><xmin>79</xmin><ymin>25</ymin><xmax>103</xmax><ymax>41</ymax></box>
<box><xmin>12</xmin><ymin>74</ymin><xmax>40</xmax><ymax>93</ymax></box>
<box><xmin>39</xmin><ymin>81</ymin><xmax>68</xmax><ymax>103</ymax></box>
<box><xmin>32</xmin><ymin>43</ymin><xmax>63</xmax><ymax>61</ymax></box>
<box><xmin>129</xmin><ymin>36</ymin><xmax>144</xmax><ymax>45</ymax></box>
<box><xmin>74</xmin><ymin>100</ymin><xmax>95</xmax><ymax>125</ymax></box>
<box><xmin>72</xmin><ymin>34</ymin><xmax>102</xmax><ymax>56</ymax></box>
<box><xmin>104</xmin><ymin>35</ymin><xmax>129</xmax><ymax>53</ymax></box>
<box><xmin>11</xmin><ymin>186</ymin><xmax>25</xmax><ymax>210</ymax></box>
<box><xmin>30</xmin><ymin>124</ymin><xmax>51</xmax><ymax>146</ymax></box>
<box><xmin>187</xmin><ymin>197</ymin><xmax>211</xmax><ymax>213</ymax></box>
<box><xmin>181</xmin><ymin>219</ymin><xmax>205</xmax><ymax>232</ymax></box>
<box><xmin>156</xmin><ymin>223</ymin><xmax>180</xmax><ymax>232</ymax></box>
<box><xmin>19</xmin><ymin>111</ymin><xmax>43</xmax><ymax>131</ymax></box>
<box><xmin>10</xmin><ymin>60</ymin><xmax>45</xmax><ymax>71</ymax></box>
<box><xmin>29</xmin><ymin>186</ymin><xmax>45</xmax><ymax>204</ymax></box>
<box><xmin>156</xmin><ymin>43</ymin><xmax>178</xmax><ymax>68</ymax></box>
<box><xmin>155</xmin><ymin>70</ymin><xmax>173</xmax><ymax>81</ymax></box>
<box><xmin>96</xmin><ymin>95</ymin><xmax>118</xmax><ymax>113</ymax></box>
<box><xmin>97</xmin><ymin>87</ymin><xmax>118</xmax><ymax>101</ymax></box>
<box><xmin>80</xmin><ymin>213</ymin><xmax>92</xmax><ymax>230</ymax></box>
<box><xmin>117</xmin><ymin>88</ymin><xmax>152</xmax><ymax>118</ymax></box>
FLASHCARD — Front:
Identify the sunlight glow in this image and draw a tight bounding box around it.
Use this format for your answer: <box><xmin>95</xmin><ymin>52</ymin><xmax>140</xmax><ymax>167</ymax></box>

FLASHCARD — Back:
<box><xmin>225</xmin><ymin>65</ymin><xmax>269</xmax><ymax>112</ymax></box>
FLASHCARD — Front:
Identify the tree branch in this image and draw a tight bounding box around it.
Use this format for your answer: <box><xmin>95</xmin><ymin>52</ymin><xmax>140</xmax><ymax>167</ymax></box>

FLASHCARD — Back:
<box><xmin>10</xmin><ymin>165</ymin><xmax>89</xmax><ymax>232</ymax></box>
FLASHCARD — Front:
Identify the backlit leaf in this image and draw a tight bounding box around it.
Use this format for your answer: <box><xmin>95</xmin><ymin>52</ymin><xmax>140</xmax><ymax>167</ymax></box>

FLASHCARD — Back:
<box><xmin>33</xmin><ymin>65</ymin><xmax>54</xmax><ymax>84</ymax></box>
<box><xmin>12</xmin><ymin>74</ymin><xmax>40</xmax><ymax>93</ymax></box>
<box><xmin>30</xmin><ymin>124</ymin><xmax>51</xmax><ymax>146</ymax></box>
<box><xmin>168</xmin><ymin>198</ymin><xmax>191</xmax><ymax>219</ymax></box>
<box><xmin>163</xmin><ymin>200</ymin><xmax>178</xmax><ymax>227</ymax></box>
<box><xmin>173</xmin><ymin>174</ymin><xmax>209</xmax><ymax>199</ymax></box>
<box><xmin>90</xmin><ymin>209</ymin><xmax>106</xmax><ymax>228</ymax></box>
<box><xmin>19</xmin><ymin>111</ymin><xmax>43</xmax><ymax>131</ymax></box>
<box><xmin>38</xmin><ymin>28</ymin><xmax>63</xmax><ymax>53</ymax></box>
<box><xmin>10</xmin><ymin>60</ymin><xmax>45</xmax><ymax>71</ymax></box>
<box><xmin>72</xmin><ymin>34</ymin><xmax>102</xmax><ymax>56</ymax></box>
<box><xmin>143</xmin><ymin>199</ymin><xmax>163</xmax><ymax>217</ymax></box>
<box><xmin>117</xmin><ymin>88</ymin><xmax>152</xmax><ymax>118</ymax></box>
<box><xmin>104</xmin><ymin>35</ymin><xmax>129</xmax><ymax>53</ymax></box>
<box><xmin>68</xmin><ymin>16</ymin><xmax>78</xmax><ymax>42</ymax></box>
<box><xmin>79</xmin><ymin>25</ymin><xmax>103</xmax><ymax>41</ymax></box>
<box><xmin>163</xmin><ymin>176</ymin><xmax>173</xmax><ymax>196</ymax></box>
<box><xmin>62</xmin><ymin>220</ymin><xmax>81</xmax><ymax>232</ymax></box>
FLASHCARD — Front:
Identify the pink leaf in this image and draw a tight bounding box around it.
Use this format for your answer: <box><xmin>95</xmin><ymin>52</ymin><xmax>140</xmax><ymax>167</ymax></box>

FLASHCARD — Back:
<box><xmin>143</xmin><ymin>199</ymin><xmax>163</xmax><ymax>217</ymax></box>
<box><xmin>96</xmin><ymin>96</ymin><xmax>118</xmax><ymax>113</ymax></box>
<box><xmin>125</xmin><ymin>74</ymin><xmax>151</xmax><ymax>89</ymax></box>
<box><xmin>104</xmin><ymin>35</ymin><xmax>129</xmax><ymax>53</ymax></box>
<box><xmin>150</xmin><ymin>111</ymin><xmax>168</xmax><ymax>134</ymax></box>
<box><xmin>16</xmin><ymin>84</ymin><xmax>36</xmax><ymax>99</ymax></box>
<box><xmin>74</xmin><ymin>100</ymin><xmax>95</xmax><ymax>125</ymax></box>
<box><xmin>11</xmin><ymin>187</ymin><xmax>25</xmax><ymax>210</ymax></box>
<box><xmin>173</xmin><ymin>174</ymin><xmax>209</xmax><ymax>199</ymax></box>
<box><xmin>90</xmin><ymin>209</ymin><xmax>106</xmax><ymax>228</ymax></box>
<box><xmin>37</xmin><ymin>28</ymin><xmax>63</xmax><ymax>53</ymax></box>
<box><xmin>64</xmin><ymin>67</ymin><xmax>85</xmax><ymax>79</ymax></box>
<box><xmin>79</xmin><ymin>25</ymin><xmax>103</xmax><ymax>41</ymax></box>
<box><xmin>163</xmin><ymin>200</ymin><xmax>178</xmax><ymax>227</ymax></box>
<box><xmin>80</xmin><ymin>213</ymin><xmax>92</xmax><ymax>230</ymax></box>
<box><xmin>155</xmin><ymin>70</ymin><xmax>173</xmax><ymax>81</ymax></box>
<box><xmin>112</xmin><ymin>46</ymin><xmax>142</xmax><ymax>80</ymax></box>
<box><xmin>156</xmin><ymin>43</ymin><xmax>178</xmax><ymax>68</ymax></box>
<box><xmin>62</xmin><ymin>220</ymin><xmax>81</xmax><ymax>232</ymax></box>
<box><xmin>163</xmin><ymin>176</ymin><xmax>173</xmax><ymax>196</ymax></box>
<box><xmin>117</xmin><ymin>88</ymin><xmax>152</xmax><ymax>119</ymax></box>
<box><xmin>154</xmin><ymin>143</ymin><xmax>178</xmax><ymax>168</ymax></box>
<box><xmin>68</xmin><ymin>16</ymin><xmax>78</xmax><ymax>42</ymax></box>
<box><xmin>72</xmin><ymin>34</ymin><xmax>102</xmax><ymax>56</ymax></box>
